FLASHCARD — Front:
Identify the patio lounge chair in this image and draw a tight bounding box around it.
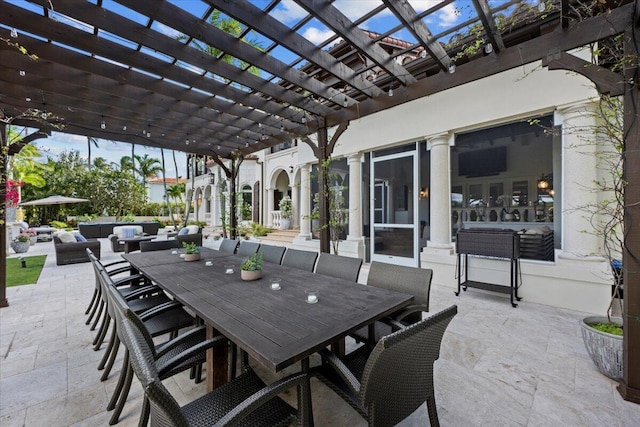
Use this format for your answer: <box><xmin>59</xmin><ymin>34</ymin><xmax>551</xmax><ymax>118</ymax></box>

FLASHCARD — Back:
<box><xmin>314</xmin><ymin>305</ymin><xmax>458</xmax><ymax>427</ymax></box>
<box><xmin>119</xmin><ymin>316</ymin><xmax>307</xmax><ymax>427</ymax></box>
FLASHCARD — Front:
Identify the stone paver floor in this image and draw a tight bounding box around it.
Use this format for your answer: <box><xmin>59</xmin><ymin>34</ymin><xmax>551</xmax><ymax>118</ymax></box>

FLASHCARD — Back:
<box><xmin>1</xmin><ymin>237</ymin><xmax>639</xmax><ymax>426</ymax></box>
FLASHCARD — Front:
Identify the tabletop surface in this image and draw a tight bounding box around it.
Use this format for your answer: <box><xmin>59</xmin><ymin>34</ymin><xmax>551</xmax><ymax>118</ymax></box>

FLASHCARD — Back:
<box><xmin>123</xmin><ymin>249</ymin><xmax>413</xmax><ymax>372</ymax></box>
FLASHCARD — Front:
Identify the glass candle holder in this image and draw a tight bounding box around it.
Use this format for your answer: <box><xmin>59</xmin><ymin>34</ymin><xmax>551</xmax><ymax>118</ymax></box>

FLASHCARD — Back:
<box><xmin>305</xmin><ymin>290</ymin><xmax>318</xmax><ymax>304</ymax></box>
<box><xmin>171</xmin><ymin>250</ymin><xmax>178</xmax><ymax>255</ymax></box>
<box><xmin>270</xmin><ymin>278</ymin><xmax>281</xmax><ymax>290</ymax></box>
<box><xmin>205</xmin><ymin>260</ymin><xmax>213</xmax><ymax>267</ymax></box>
<box><xmin>225</xmin><ymin>264</ymin><xmax>235</xmax><ymax>274</ymax></box>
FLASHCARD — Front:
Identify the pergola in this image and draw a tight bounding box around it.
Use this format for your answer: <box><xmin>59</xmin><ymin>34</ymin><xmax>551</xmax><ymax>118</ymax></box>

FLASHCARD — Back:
<box><xmin>1</xmin><ymin>0</ymin><xmax>638</xmax><ymax>403</ymax></box>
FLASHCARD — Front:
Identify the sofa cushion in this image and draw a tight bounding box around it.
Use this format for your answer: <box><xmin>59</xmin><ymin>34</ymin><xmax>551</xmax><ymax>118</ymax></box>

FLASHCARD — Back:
<box><xmin>74</xmin><ymin>233</ymin><xmax>88</xmax><ymax>242</ymax></box>
<box><xmin>178</xmin><ymin>227</ymin><xmax>190</xmax><ymax>236</ymax></box>
<box><xmin>56</xmin><ymin>231</ymin><xmax>77</xmax><ymax>243</ymax></box>
<box><xmin>113</xmin><ymin>225</ymin><xmax>143</xmax><ymax>238</ymax></box>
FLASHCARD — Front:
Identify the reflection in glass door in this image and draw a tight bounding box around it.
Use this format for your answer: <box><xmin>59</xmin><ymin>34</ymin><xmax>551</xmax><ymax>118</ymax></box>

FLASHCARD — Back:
<box><xmin>370</xmin><ymin>150</ymin><xmax>418</xmax><ymax>267</ymax></box>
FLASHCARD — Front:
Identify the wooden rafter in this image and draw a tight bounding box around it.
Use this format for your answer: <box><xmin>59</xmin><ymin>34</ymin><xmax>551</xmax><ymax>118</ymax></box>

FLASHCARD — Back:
<box><xmin>472</xmin><ymin>0</ymin><xmax>506</xmax><ymax>53</ymax></box>
<box><xmin>204</xmin><ymin>0</ymin><xmax>384</xmax><ymax>98</ymax></box>
<box><xmin>294</xmin><ymin>0</ymin><xmax>417</xmax><ymax>87</ymax></box>
<box><xmin>383</xmin><ymin>0</ymin><xmax>452</xmax><ymax>72</ymax></box>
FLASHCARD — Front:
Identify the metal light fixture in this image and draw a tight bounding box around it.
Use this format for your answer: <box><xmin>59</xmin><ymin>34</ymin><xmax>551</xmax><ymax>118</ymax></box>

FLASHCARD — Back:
<box><xmin>484</xmin><ymin>43</ymin><xmax>493</xmax><ymax>54</ymax></box>
<box><xmin>11</xmin><ymin>28</ymin><xmax>18</xmax><ymax>38</ymax></box>
<box><xmin>388</xmin><ymin>87</ymin><xmax>393</xmax><ymax>97</ymax></box>
<box><xmin>208</xmin><ymin>172</ymin><xmax>215</xmax><ymax>184</ymax></box>
<box><xmin>100</xmin><ymin>116</ymin><xmax>106</xmax><ymax>129</ymax></box>
<box><xmin>19</xmin><ymin>70</ymin><xmax>25</xmax><ymax>76</ymax></box>
<box><xmin>419</xmin><ymin>188</ymin><xmax>429</xmax><ymax>199</ymax></box>
<box><xmin>448</xmin><ymin>63</ymin><xmax>456</xmax><ymax>74</ymax></box>
<box><xmin>537</xmin><ymin>173</ymin><xmax>551</xmax><ymax>190</ymax></box>
<box><xmin>146</xmin><ymin>124</ymin><xmax>151</xmax><ymax>137</ymax></box>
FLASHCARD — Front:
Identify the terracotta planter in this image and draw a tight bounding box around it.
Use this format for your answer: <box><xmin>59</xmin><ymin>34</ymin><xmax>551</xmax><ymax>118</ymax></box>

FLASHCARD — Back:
<box><xmin>241</xmin><ymin>269</ymin><xmax>262</xmax><ymax>281</ymax></box>
<box><xmin>11</xmin><ymin>241</ymin><xmax>30</xmax><ymax>254</ymax></box>
<box><xmin>184</xmin><ymin>253</ymin><xmax>201</xmax><ymax>262</ymax></box>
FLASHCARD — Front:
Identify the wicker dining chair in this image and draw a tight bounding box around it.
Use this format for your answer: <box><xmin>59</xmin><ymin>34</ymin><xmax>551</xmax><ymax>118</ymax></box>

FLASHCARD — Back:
<box><xmin>314</xmin><ymin>305</ymin><xmax>458</xmax><ymax>427</ymax></box>
<box><xmin>140</xmin><ymin>239</ymin><xmax>180</xmax><ymax>252</ymax></box>
<box><xmin>236</xmin><ymin>241</ymin><xmax>260</xmax><ymax>257</ymax></box>
<box><xmin>108</xmin><ymin>281</ymin><xmax>216</xmax><ymax>427</ymax></box>
<box><xmin>219</xmin><ymin>238</ymin><xmax>240</xmax><ymax>254</ymax></box>
<box><xmin>315</xmin><ymin>253</ymin><xmax>363</xmax><ymax>282</ymax></box>
<box><xmin>257</xmin><ymin>244</ymin><xmax>286</xmax><ymax>264</ymax></box>
<box><xmin>176</xmin><ymin>233</ymin><xmax>203</xmax><ymax>247</ymax></box>
<box><xmin>352</xmin><ymin>261</ymin><xmax>434</xmax><ymax>344</ymax></box>
<box><xmin>119</xmin><ymin>316</ymin><xmax>308</xmax><ymax>427</ymax></box>
<box><xmin>281</xmin><ymin>248</ymin><xmax>318</xmax><ymax>272</ymax></box>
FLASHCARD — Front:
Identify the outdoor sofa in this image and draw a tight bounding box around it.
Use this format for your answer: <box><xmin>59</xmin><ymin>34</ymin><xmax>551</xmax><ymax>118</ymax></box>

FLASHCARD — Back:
<box><xmin>53</xmin><ymin>234</ymin><xmax>101</xmax><ymax>265</ymax></box>
<box><xmin>78</xmin><ymin>222</ymin><xmax>160</xmax><ymax>239</ymax></box>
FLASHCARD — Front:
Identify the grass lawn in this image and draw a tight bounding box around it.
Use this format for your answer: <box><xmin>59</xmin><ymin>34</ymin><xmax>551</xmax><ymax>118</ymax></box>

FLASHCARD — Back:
<box><xmin>6</xmin><ymin>255</ymin><xmax>47</xmax><ymax>287</ymax></box>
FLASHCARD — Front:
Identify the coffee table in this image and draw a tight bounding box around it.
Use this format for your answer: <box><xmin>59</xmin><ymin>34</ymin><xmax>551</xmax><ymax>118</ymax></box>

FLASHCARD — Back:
<box><xmin>118</xmin><ymin>235</ymin><xmax>155</xmax><ymax>253</ymax></box>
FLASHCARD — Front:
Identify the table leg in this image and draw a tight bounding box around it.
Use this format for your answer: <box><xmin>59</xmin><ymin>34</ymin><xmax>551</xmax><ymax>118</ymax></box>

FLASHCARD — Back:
<box><xmin>206</xmin><ymin>325</ymin><xmax>229</xmax><ymax>392</ymax></box>
<box><xmin>301</xmin><ymin>358</ymin><xmax>314</xmax><ymax>427</ymax></box>
<box><xmin>330</xmin><ymin>338</ymin><xmax>345</xmax><ymax>357</ymax></box>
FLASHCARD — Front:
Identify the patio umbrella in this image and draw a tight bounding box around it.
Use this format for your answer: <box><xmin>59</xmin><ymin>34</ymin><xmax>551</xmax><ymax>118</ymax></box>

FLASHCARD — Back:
<box><xmin>20</xmin><ymin>195</ymin><xmax>89</xmax><ymax>206</ymax></box>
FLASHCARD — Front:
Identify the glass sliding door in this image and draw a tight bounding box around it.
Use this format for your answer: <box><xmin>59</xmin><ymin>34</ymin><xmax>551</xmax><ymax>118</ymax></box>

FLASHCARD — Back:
<box><xmin>370</xmin><ymin>149</ymin><xmax>418</xmax><ymax>266</ymax></box>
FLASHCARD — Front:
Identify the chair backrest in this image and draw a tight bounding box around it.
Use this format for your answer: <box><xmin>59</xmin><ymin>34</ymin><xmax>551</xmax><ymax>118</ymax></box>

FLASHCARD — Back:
<box><xmin>176</xmin><ymin>233</ymin><xmax>202</xmax><ymax>247</ymax></box>
<box><xmin>315</xmin><ymin>253</ymin><xmax>363</xmax><ymax>282</ymax></box>
<box><xmin>87</xmin><ymin>248</ymin><xmax>104</xmax><ymax>293</ymax></box>
<box><xmin>281</xmin><ymin>248</ymin><xmax>318</xmax><ymax>272</ymax></box>
<box><xmin>219</xmin><ymin>238</ymin><xmax>240</xmax><ymax>254</ymax></box>
<box><xmin>367</xmin><ymin>262</ymin><xmax>433</xmax><ymax>311</ymax></box>
<box><xmin>257</xmin><ymin>244</ymin><xmax>286</xmax><ymax>264</ymax></box>
<box><xmin>119</xmin><ymin>318</ymin><xmax>189</xmax><ymax>427</ymax></box>
<box><xmin>140</xmin><ymin>239</ymin><xmax>180</xmax><ymax>252</ymax></box>
<box><xmin>236</xmin><ymin>241</ymin><xmax>260</xmax><ymax>257</ymax></box>
<box><xmin>101</xmin><ymin>270</ymin><xmax>157</xmax><ymax>357</ymax></box>
<box><xmin>359</xmin><ymin>305</ymin><xmax>457</xmax><ymax>427</ymax></box>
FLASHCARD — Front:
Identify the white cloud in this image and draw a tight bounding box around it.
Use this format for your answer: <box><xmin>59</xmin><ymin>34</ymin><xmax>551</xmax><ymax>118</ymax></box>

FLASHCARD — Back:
<box><xmin>302</xmin><ymin>27</ymin><xmax>336</xmax><ymax>44</ymax></box>
<box><xmin>271</xmin><ymin>0</ymin><xmax>308</xmax><ymax>24</ymax></box>
<box><xmin>436</xmin><ymin>4</ymin><xmax>461</xmax><ymax>28</ymax></box>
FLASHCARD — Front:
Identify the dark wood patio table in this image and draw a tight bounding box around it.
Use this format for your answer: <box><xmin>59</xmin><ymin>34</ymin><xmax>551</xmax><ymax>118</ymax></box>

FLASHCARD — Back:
<box><xmin>123</xmin><ymin>249</ymin><xmax>413</xmax><ymax>425</ymax></box>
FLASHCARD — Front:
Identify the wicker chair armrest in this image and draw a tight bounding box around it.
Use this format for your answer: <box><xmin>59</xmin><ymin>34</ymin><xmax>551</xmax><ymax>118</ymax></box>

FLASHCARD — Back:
<box><xmin>212</xmin><ymin>372</ymin><xmax>308</xmax><ymax>427</ymax></box>
<box><xmin>103</xmin><ymin>259</ymin><xmax>129</xmax><ymax>268</ymax></box>
<box><xmin>158</xmin><ymin>336</ymin><xmax>227</xmax><ymax>377</ymax></box>
<box><xmin>108</xmin><ymin>265</ymin><xmax>135</xmax><ymax>277</ymax></box>
<box><xmin>155</xmin><ymin>325</ymin><xmax>207</xmax><ymax>358</ymax></box>
<box><xmin>112</xmin><ymin>273</ymin><xmax>148</xmax><ymax>288</ymax></box>
<box><xmin>123</xmin><ymin>284</ymin><xmax>162</xmax><ymax>301</ymax></box>
<box><xmin>318</xmin><ymin>348</ymin><xmax>361</xmax><ymax>394</ymax></box>
<box><xmin>391</xmin><ymin>304</ymin><xmax>428</xmax><ymax>324</ymax></box>
<box><xmin>138</xmin><ymin>301</ymin><xmax>184</xmax><ymax>321</ymax></box>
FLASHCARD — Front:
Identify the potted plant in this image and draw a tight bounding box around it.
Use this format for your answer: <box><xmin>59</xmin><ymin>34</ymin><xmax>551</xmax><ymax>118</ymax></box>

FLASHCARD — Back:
<box><xmin>279</xmin><ymin>195</ymin><xmax>292</xmax><ymax>230</ymax></box>
<box><xmin>182</xmin><ymin>241</ymin><xmax>201</xmax><ymax>262</ymax></box>
<box><xmin>11</xmin><ymin>232</ymin><xmax>31</xmax><ymax>254</ymax></box>
<box><xmin>240</xmin><ymin>253</ymin><xmax>263</xmax><ymax>281</ymax></box>
<box><xmin>25</xmin><ymin>228</ymin><xmax>38</xmax><ymax>245</ymax></box>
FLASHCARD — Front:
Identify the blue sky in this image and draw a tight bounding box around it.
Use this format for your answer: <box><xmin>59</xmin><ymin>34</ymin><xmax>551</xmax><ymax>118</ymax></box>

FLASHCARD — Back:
<box><xmin>32</xmin><ymin>132</ymin><xmax>188</xmax><ymax>178</ymax></box>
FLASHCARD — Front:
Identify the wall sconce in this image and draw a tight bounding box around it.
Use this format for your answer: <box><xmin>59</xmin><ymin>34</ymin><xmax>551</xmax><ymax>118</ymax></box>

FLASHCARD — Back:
<box><xmin>537</xmin><ymin>173</ymin><xmax>552</xmax><ymax>190</ymax></box>
<box><xmin>419</xmin><ymin>187</ymin><xmax>429</xmax><ymax>199</ymax></box>
<box><xmin>208</xmin><ymin>173</ymin><xmax>215</xmax><ymax>185</ymax></box>
<box><xmin>289</xmin><ymin>166</ymin><xmax>294</xmax><ymax>173</ymax></box>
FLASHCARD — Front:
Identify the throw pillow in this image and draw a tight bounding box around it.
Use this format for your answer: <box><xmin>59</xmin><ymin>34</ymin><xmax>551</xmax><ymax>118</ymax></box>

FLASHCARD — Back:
<box><xmin>57</xmin><ymin>231</ymin><xmax>77</xmax><ymax>243</ymax></box>
<box><xmin>122</xmin><ymin>227</ymin><xmax>136</xmax><ymax>238</ymax></box>
<box><xmin>74</xmin><ymin>234</ymin><xmax>88</xmax><ymax>242</ymax></box>
<box><xmin>178</xmin><ymin>227</ymin><xmax>189</xmax><ymax>236</ymax></box>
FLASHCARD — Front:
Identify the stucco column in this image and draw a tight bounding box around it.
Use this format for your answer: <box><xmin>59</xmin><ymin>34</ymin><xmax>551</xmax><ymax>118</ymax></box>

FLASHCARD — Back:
<box><xmin>298</xmin><ymin>164</ymin><xmax>312</xmax><ymax>239</ymax></box>
<box><xmin>291</xmin><ymin>179</ymin><xmax>299</xmax><ymax>229</ymax></box>
<box><xmin>426</xmin><ymin>133</ymin><xmax>454</xmax><ymax>253</ymax></box>
<box><xmin>347</xmin><ymin>153</ymin><xmax>363</xmax><ymax>240</ymax></box>
<box><xmin>266</xmin><ymin>186</ymin><xmax>274</xmax><ymax>227</ymax></box>
<box><xmin>557</xmin><ymin>101</ymin><xmax>604</xmax><ymax>261</ymax></box>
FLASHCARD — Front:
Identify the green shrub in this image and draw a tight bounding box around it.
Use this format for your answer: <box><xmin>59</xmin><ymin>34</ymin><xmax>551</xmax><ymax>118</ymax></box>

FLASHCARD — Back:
<box><xmin>250</xmin><ymin>222</ymin><xmax>271</xmax><ymax>237</ymax></box>
<box><xmin>49</xmin><ymin>220</ymin><xmax>69</xmax><ymax>229</ymax></box>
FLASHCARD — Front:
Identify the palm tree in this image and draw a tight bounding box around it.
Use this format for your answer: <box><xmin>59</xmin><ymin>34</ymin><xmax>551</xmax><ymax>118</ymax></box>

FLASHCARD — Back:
<box><xmin>134</xmin><ymin>154</ymin><xmax>162</xmax><ymax>186</ymax></box>
<box><xmin>87</xmin><ymin>136</ymin><xmax>99</xmax><ymax>169</ymax></box>
<box><xmin>179</xmin><ymin>10</ymin><xmax>263</xmax><ymax>76</ymax></box>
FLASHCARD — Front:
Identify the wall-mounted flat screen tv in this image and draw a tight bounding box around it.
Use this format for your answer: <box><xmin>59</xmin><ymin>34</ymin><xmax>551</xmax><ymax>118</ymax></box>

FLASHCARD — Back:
<box><xmin>458</xmin><ymin>146</ymin><xmax>507</xmax><ymax>177</ymax></box>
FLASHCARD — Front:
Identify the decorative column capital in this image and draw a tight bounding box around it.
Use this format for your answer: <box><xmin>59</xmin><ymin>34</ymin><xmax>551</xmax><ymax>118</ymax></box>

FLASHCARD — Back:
<box><xmin>426</xmin><ymin>132</ymin><xmax>452</xmax><ymax>149</ymax></box>
<box><xmin>556</xmin><ymin>100</ymin><xmax>598</xmax><ymax>118</ymax></box>
<box><xmin>347</xmin><ymin>152</ymin><xmax>363</xmax><ymax>163</ymax></box>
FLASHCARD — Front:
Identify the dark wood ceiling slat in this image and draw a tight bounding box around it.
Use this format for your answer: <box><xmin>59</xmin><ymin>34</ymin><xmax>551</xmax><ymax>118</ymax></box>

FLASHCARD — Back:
<box><xmin>0</xmin><ymin>0</ymin><xmax>305</xmax><ymax>126</ymax></box>
<box><xmin>472</xmin><ymin>0</ymin><xmax>506</xmax><ymax>53</ymax></box>
<box><xmin>382</xmin><ymin>0</ymin><xmax>452</xmax><ymax>72</ymax></box>
<box><xmin>113</xmin><ymin>0</ymin><xmax>334</xmax><ymax>114</ymax></box>
<box><xmin>323</xmin><ymin>3</ymin><xmax>632</xmax><ymax>127</ymax></box>
<box><xmin>293</xmin><ymin>0</ymin><xmax>417</xmax><ymax>86</ymax></box>
<box><xmin>205</xmin><ymin>0</ymin><xmax>383</xmax><ymax>99</ymax></box>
